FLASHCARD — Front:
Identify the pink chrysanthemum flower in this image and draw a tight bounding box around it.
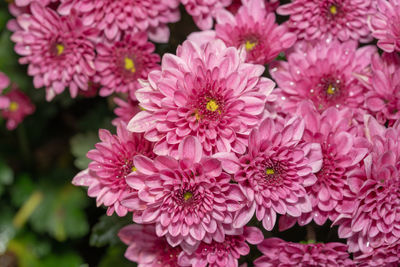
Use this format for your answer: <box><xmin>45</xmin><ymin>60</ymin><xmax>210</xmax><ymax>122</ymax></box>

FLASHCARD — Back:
<box><xmin>368</xmin><ymin>0</ymin><xmax>400</xmax><ymax>52</ymax></box>
<box><xmin>364</xmin><ymin>52</ymin><xmax>400</xmax><ymax>126</ymax></box>
<box><xmin>124</xmin><ymin>136</ymin><xmax>240</xmax><ymax>252</ymax></box>
<box><xmin>279</xmin><ymin>102</ymin><xmax>368</xmax><ymax>229</ymax></box>
<box><xmin>112</xmin><ymin>97</ymin><xmax>141</xmax><ymax>126</ymax></box>
<box><xmin>1</xmin><ymin>88</ymin><xmax>35</xmax><ymax>130</ymax></box>
<box><xmin>334</xmin><ymin>116</ymin><xmax>400</xmax><ymax>253</ymax></box>
<box><xmin>214</xmin><ymin>0</ymin><xmax>296</xmax><ymax>65</ymax></box>
<box><xmin>128</xmin><ymin>40</ymin><xmax>275</xmax><ymax>157</ymax></box>
<box><xmin>178</xmin><ymin>226</ymin><xmax>263</xmax><ymax>267</ymax></box>
<box><xmin>216</xmin><ymin>117</ymin><xmax>322</xmax><ymax>231</ymax></box>
<box><xmin>277</xmin><ymin>0</ymin><xmax>374</xmax><ymax>43</ymax></box>
<box><xmin>118</xmin><ymin>224</ymin><xmax>182</xmax><ymax>267</ymax></box>
<box><xmin>354</xmin><ymin>240</ymin><xmax>400</xmax><ymax>267</ymax></box>
<box><xmin>270</xmin><ymin>41</ymin><xmax>376</xmax><ymax>114</ymax></box>
<box><xmin>95</xmin><ymin>32</ymin><xmax>160</xmax><ymax>99</ymax></box>
<box><xmin>13</xmin><ymin>0</ymin><xmax>57</xmax><ymax>7</ymax></box>
<box><xmin>254</xmin><ymin>238</ymin><xmax>355</xmax><ymax>266</ymax></box>
<box><xmin>72</xmin><ymin>122</ymin><xmax>155</xmax><ymax>217</ymax></box>
<box><xmin>58</xmin><ymin>0</ymin><xmax>180</xmax><ymax>42</ymax></box>
<box><xmin>0</xmin><ymin>72</ymin><xmax>10</xmax><ymax>109</ymax></box>
<box><xmin>181</xmin><ymin>0</ymin><xmax>231</xmax><ymax>30</ymax></box>
<box><xmin>11</xmin><ymin>3</ymin><xmax>98</xmax><ymax>101</ymax></box>
<box><xmin>227</xmin><ymin>0</ymin><xmax>279</xmax><ymax>14</ymax></box>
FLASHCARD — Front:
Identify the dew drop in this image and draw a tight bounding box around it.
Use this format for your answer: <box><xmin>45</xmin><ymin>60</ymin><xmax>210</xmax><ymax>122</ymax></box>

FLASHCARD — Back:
<box><xmin>290</xmin><ymin>82</ymin><xmax>294</xmax><ymax>86</ymax></box>
<box><xmin>310</xmin><ymin>89</ymin><xmax>314</xmax><ymax>93</ymax></box>
<box><xmin>271</xmin><ymin>67</ymin><xmax>278</xmax><ymax>72</ymax></box>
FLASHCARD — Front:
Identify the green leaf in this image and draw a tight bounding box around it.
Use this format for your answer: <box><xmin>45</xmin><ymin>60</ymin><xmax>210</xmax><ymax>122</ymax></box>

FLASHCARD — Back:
<box><xmin>0</xmin><ymin>160</ymin><xmax>13</xmax><ymax>197</ymax></box>
<box><xmin>40</xmin><ymin>253</ymin><xmax>83</xmax><ymax>267</ymax></box>
<box><xmin>70</xmin><ymin>132</ymin><xmax>98</xmax><ymax>170</ymax></box>
<box><xmin>90</xmin><ymin>214</ymin><xmax>131</xmax><ymax>247</ymax></box>
<box><xmin>10</xmin><ymin>174</ymin><xmax>34</xmax><ymax>207</ymax></box>
<box><xmin>98</xmin><ymin>246</ymin><xmax>135</xmax><ymax>267</ymax></box>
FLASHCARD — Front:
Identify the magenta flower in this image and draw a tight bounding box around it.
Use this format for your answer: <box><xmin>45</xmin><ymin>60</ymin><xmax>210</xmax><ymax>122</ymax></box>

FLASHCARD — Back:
<box><xmin>334</xmin><ymin>116</ymin><xmax>400</xmax><ymax>253</ymax></box>
<box><xmin>277</xmin><ymin>0</ymin><xmax>374</xmax><ymax>43</ymax></box>
<box><xmin>13</xmin><ymin>0</ymin><xmax>57</xmax><ymax>7</ymax></box>
<box><xmin>364</xmin><ymin>52</ymin><xmax>400</xmax><ymax>126</ymax></box>
<box><xmin>95</xmin><ymin>32</ymin><xmax>160</xmax><ymax>99</ymax></box>
<box><xmin>254</xmin><ymin>238</ymin><xmax>355</xmax><ymax>266</ymax></box>
<box><xmin>178</xmin><ymin>227</ymin><xmax>263</xmax><ymax>267</ymax></box>
<box><xmin>72</xmin><ymin>122</ymin><xmax>155</xmax><ymax>217</ymax></box>
<box><xmin>227</xmin><ymin>0</ymin><xmax>280</xmax><ymax>14</ymax></box>
<box><xmin>112</xmin><ymin>97</ymin><xmax>141</xmax><ymax>126</ymax></box>
<box><xmin>216</xmin><ymin>117</ymin><xmax>322</xmax><ymax>231</ymax></box>
<box><xmin>1</xmin><ymin>88</ymin><xmax>35</xmax><ymax>130</ymax></box>
<box><xmin>214</xmin><ymin>0</ymin><xmax>296</xmax><ymax>65</ymax></box>
<box><xmin>181</xmin><ymin>0</ymin><xmax>231</xmax><ymax>30</ymax></box>
<box><xmin>368</xmin><ymin>0</ymin><xmax>400</xmax><ymax>52</ymax></box>
<box><xmin>270</xmin><ymin>41</ymin><xmax>376</xmax><ymax>113</ymax></box>
<box><xmin>58</xmin><ymin>0</ymin><xmax>180</xmax><ymax>42</ymax></box>
<box><xmin>124</xmin><ymin>136</ymin><xmax>240</xmax><ymax>252</ymax></box>
<box><xmin>128</xmin><ymin>40</ymin><xmax>275</xmax><ymax>157</ymax></box>
<box><xmin>354</xmin><ymin>240</ymin><xmax>400</xmax><ymax>267</ymax></box>
<box><xmin>119</xmin><ymin>224</ymin><xmax>182</xmax><ymax>266</ymax></box>
<box><xmin>11</xmin><ymin>3</ymin><xmax>98</xmax><ymax>101</ymax></box>
<box><xmin>0</xmin><ymin>72</ymin><xmax>10</xmax><ymax>109</ymax></box>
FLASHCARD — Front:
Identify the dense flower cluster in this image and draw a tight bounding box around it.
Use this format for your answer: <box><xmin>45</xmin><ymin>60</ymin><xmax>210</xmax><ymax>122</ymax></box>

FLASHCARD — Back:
<box><xmin>6</xmin><ymin>0</ymin><xmax>400</xmax><ymax>265</ymax></box>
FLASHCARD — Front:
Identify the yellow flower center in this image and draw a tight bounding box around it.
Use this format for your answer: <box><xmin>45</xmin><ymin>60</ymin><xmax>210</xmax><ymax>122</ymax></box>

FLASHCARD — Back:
<box><xmin>329</xmin><ymin>5</ymin><xmax>338</xmax><ymax>15</ymax></box>
<box><xmin>183</xmin><ymin>191</ymin><xmax>193</xmax><ymax>201</ymax></box>
<box><xmin>131</xmin><ymin>166</ymin><xmax>137</xmax><ymax>172</ymax></box>
<box><xmin>266</xmin><ymin>168</ymin><xmax>275</xmax><ymax>175</ymax></box>
<box><xmin>9</xmin><ymin>101</ymin><xmax>19</xmax><ymax>112</ymax></box>
<box><xmin>245</xmin><ymin>40</ymin><xmax>257</xmax><ymax>51</ymax></box>
<box><xmin>326</xmin><ymin>84</ymin><xmax>336</xmax><ymax>95</ymax></box>
<box><xmin>206</xmin><ymin>100</ymin><xmax>219</xmax><ymax>112</ymax></box>
<box><xmin>56</xmin><ymin>44</ymin><xmax>64</xmax><ymax>55</ymax></box>
<box><xmin>124</xmin><ymin>57</ymin><xmax>136</xmax><ymax>73</ymax></box>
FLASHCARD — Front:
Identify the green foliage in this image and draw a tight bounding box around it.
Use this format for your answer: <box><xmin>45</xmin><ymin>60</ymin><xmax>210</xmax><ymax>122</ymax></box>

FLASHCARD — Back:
<box><xmin>0</xmin><ymin>160</ymin><xmax>13</xmax><ymax>197</ymax></box>
<box><xmin>98</xmin><ymin>246</ymin><xmax>135</xmax><ymax>267</ymax></box>
<box><xmin>70</xmin><ymin>132</ymin><xmax>99</xmax><ymax>170</ymax></box>
<box><xmin>90</xmin><ymin>214</ymin><xmax>132</xmax><ymax>247</ymax></box>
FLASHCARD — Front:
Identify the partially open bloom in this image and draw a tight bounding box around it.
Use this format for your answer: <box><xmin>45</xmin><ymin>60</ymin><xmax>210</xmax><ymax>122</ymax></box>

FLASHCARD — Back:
<box><xmin>216</xmin><ymin>117</ymin><xmax>322</xmax><ymax>231</ymax></box>
<box><xmin>364</xmin><ymin>52</ymin><xmax>400</xmax><ymax>126</ymax></box>
<box><xmin>125</xmin><ymin>136</ymin><xmax>240</xmax><ymax>252</ymax></box>
<box><xmin>95</xmin><ymin>32</ymin><xmax>160</xmax><ymax>99</ymax></box>
<box><xmin>1</xmin><ymin>88</ymin><xmax>35</xmax><ymax>130</ymax></box>
<box><xmin>270</xmin><ymin>41</ymin><xmax>375</xmax><ymax>114</ymax></box>
<box><xmin>119</xmin><ymin>224</ymin><xmax>182</xmax><ymax>267</ymax></box>
<box><xmin>72</xmin><ymin>122</ymin><xmax>155</xmax><ymax>217</ymax></box>
<box><xmin>368</xmin><ymin>0</ymin><xmax>400</xmax><ymax>52</ymax></box>
<box><xmin>254</xmin><ymin>238</ymin><xmax>355</xmax><ymax>266</ymax></box>
<box><xmin>0</xmin><ymin>72</ymin><xmax>10</xmax><ymax>109</ymax></box>
<box><xmin>128</xmin><ymin>40</ymin><xmax>275</xmax><ymax>157</ymax></box>
<box><xmin>178</xmin><ymin>227</ymin><xmax>263</xmax><ymax>267</ymax></box>
<box><xmin>58</xmin><ymin>0</ymin><xmax>180</xmax><ymax>42</ymax></box>
<box><xmin>11</xmin><ymin>3</ymin><xmax>98</xmax><ymax>101</ymax></box>
<box><xmin>277</xmin><ymin>0</ymin><xmax>374</xmax><ymax>43</ymax></box>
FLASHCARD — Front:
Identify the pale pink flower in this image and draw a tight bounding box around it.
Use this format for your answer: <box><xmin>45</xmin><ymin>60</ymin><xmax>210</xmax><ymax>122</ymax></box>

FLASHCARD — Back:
<box><xmin>178</xmin><ymin>227</ymin><xmax>263</xmax><ymax>267</ymax></box>
<box><xmin>354</xmin><ymin>240</ymin><xmax>400</xmax><ymax>267</ymax></box>
<box><xmin>119</xmin><ymin>224</ymin><xmax>182</xmax><ymax>267</ymax></box>
<box><xmin>128</xmin><ymin>40</ymin><xmax>275</xmax><ymax>157</ymax></box>
<box><xmin>270</xmin><ymin>41</ymin><xmax>375</xmax><ymax>114</ymax></box>
<box><xmin>368</xmin><ymin>0</ymin><xmax>400</xmax><ymax>52</ymax></box>
<box><xmin>215</xmin><ymin>117</ymin><xmax>322</xmax><ymax>231</ymax></box>
<box><xmin>58</xmin><ymin>0</ymin><xmax>180</xmax><ymax>42</ymax></box>
<box><xmin>277</xmin><ymin>0</ymin><xmax>374</xmax><ymax>43</ymax></box>
<box><xmin>279</xmin><ymin>102</ymin><xmax>368</xmax><ymax>229</ymax></box>
<box><xmin>95</xmin><ymin>32</ymin><xmax>160</xmax><ymax>99</ymax></box>
<box><xmin>334</xmin><ymin>116</ymin><xmax>400</xmax><ymax>253</ymax></box>
<box><xmin>72</xmin><ymin>122</ymin><xmax>155</xmax><ymax>217</ymax></box>
<box><xmin>1</xmin><ymin>88</ymin><xmax>35</xmax><ymax>130</ymax></box>
<box><xmin>124</xmin><ymin>136</ymin><xmax>241</xmax><ymax>252</ymax></box>
<box><xmin>214</xmin><ymin>0</ymin><xmax>296</xmax><ymax>65</ymax></box>
<box><xmin>364</xmin><ymin>52</ymin><xmax>400</xmax><ymax>126</ymax></box>
<box><xmin>11</xmin><ymin>3</ymin><xmax>98</xmax><ymax>101</ymax></box>
<box><xmin>181</xmin><ymin>0</ymin><xmax>231</xmax><ymax>30</ymax></box>
<box><xmin>0</xmin><ymin>72</ymin><xmax>10</xmax><ymax>109</ymax></box>
<box><xmin>254</xmin><ymin>238</ymin><xmax>355</xmax><ymax>266</ymax></box>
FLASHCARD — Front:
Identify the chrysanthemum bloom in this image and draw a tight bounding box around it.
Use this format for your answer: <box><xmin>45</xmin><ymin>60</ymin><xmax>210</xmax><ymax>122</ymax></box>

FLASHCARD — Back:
<box><xmin>279</xmin><ymin>102</ymin><xmax>368</xmax><ymax>229</ymax></box>
<box><xmin>368</xmin><ymin>0</ymin><xmax>400</xmax><ymax>52</ymax></box>
<box><xmin>270</xmin><ymin>41</ymin><xmax>376</xmax><ymax>114</ymax></box>
<box><xmin>215</xmin><ymin>117</ymin><xmax>322</xmax><ymax>231</ymax></box>
<box><xmin>178</xmin><ymin>226</ymin><xmax>263</xmax><ymax>267</ymax></box>
<box><xmin>213</xmin><ymin>0</ymin><xmax>296</xmax><ymax>65</ymax></box>
<box><xmin>95</xmin><ymin>32</ymin><xmax>160</xmax><ymax>99</ymax></box>
<box><xmin>58</xmin><ymin>0</ymin><xmax>180</xmax><ymax>42</ymax></box>
<box><xmin>1</xmin><ymin>88</ymin><xmax>35</xmax><ymax>130</ymax></box>
<box><xmin>254</xmin><ymin>238</ymin><xmax>355</xmax><ymax>266</ymax></box>
<box><xmin>181</xmin><ymin>0</ymin><xmax>231</xmax><ymax>30</ymax></box>
<box><xmin>334</xmin><ymin>116</ymin><xmax>400</xmax><ymax>253</ymax></box>
<box><xmin>118</xmin><ymin>224</ymin><xmax>182</xmax><ymax>266</ymax></box>
<box><xmin>124</xmin><ymin>136</ymin><xmax>241</xmax><ymax>251</ymax></box>
<box><xmin>13</xmin><ymin>0</ymin><xmax>57</xmax><ymax>7</ymax></box>
<box><xmin>227</xmin><ymin>0</ymin><xmax>280</xmax><ymax>14</ymax></box>
<box><xmin>11</xmin><ymin>3</ymin><xmax>98</xmax><ymax>101</ymax></box>
<box><xmin>72</xmin><ymin>122</ymin><xmax>155</xmax><ymax>216</ymax></box>
<box><xmin>364</xmin><ymin>52</ymin><xmax>400</xmax><ymax>126</ymax></box>
<box><xmin>353</xmin><ymin>240</ymin><xmax>400</xmax><ymax>267</ymax></box>
<box><xmin>0</xmin><ymin>72</ymin><xmax>10</xmax><ymax>109</ymax></box>
<box><xmin>112</xmin><ymin>97</ymin><xmax>141</xmax><ymax>126</ymax></box>
<box><xmin>128</xmin><ymin>40</ymin><xmax>275</xmax><ymax>157</ymax></box>
<box><xmin>277</xmin><ymin>0</ymin><xmax>374</xmax><ymax>43</ymax></box>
